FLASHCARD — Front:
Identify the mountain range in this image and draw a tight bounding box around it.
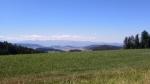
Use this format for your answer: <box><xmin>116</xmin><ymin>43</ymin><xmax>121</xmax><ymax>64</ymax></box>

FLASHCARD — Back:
<box><xmin>15</xmin><ymin>40</ymin><xmax>123</xmax><ymax>51</ymax></box>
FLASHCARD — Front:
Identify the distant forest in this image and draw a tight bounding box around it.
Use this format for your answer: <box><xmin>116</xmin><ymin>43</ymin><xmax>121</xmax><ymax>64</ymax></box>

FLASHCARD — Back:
<box><xmin>0</xmin><ymin>41</ymin><xmax>43</xmax><ymax>55</ymax></box>
<box><xmin>124</xmin><ymin>30</ymin><xmax>150</xmax><ymax>49</ymax></box>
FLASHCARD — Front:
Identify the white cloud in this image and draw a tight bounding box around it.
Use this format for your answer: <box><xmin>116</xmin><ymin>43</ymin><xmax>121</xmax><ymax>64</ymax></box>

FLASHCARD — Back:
<box><xmin>0</xmin><ymin>34</ymin><xmax>98</xmax><ymax>42</ymax></box>
<box><xmin>0</xmin><ymin>34</ymin><xmax>123</xmax><ymax>43</ymax></box>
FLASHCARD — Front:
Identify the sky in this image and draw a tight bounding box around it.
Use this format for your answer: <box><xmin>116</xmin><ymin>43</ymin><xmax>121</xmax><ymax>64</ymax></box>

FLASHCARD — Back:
<box><xmin>0</xmin><ymin>0</ymin><xmax>150</xmax><ymax>43</ymax></box>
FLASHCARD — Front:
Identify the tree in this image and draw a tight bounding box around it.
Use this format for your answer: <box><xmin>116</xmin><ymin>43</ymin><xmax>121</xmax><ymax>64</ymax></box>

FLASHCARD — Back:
<box><xmin>141</xmin><ymin>30</ymin><xmax>149</xmax><ymax>48</ymax></box>
<box><xmin>135</xmin><ymin>34</ymin><xmax>140</xmax><ymax>48</ymax></box>
<box><xmin>148</xmin><ymin>35</ymin><xmax>150</xmax><ymax>48</ymax></box>
<box><xmin>124</xmin><ymin>36</ymin><xmax>135</xmax><ymax>49</ymax></box>
<box><xmin>124</xmin><ymin>37</ymin><xmax>129</xmax><ymax>49</ymax></box>
<box><xmin>130</xmin><ymin>36</ymin><xmax>135</xmax><ymax>49</ymax></box>
<box><xmin>127</xmin><ymin>37</ymin><xmax>132</xmax><ymax>49</ymax></box>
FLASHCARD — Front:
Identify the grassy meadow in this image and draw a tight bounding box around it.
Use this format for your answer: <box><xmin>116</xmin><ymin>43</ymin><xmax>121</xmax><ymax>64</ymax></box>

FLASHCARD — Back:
<box><xmin>0</xmin><ymin>49</ymin><xmax>150</xmax><ymax>84</ymax></box>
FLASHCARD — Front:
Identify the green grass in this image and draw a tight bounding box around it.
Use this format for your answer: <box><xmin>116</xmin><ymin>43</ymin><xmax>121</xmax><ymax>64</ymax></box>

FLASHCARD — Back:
<box><xmin>0</xmin><ymin>49</ymin><xmax>150</xmax><ymax>84</ymax></box>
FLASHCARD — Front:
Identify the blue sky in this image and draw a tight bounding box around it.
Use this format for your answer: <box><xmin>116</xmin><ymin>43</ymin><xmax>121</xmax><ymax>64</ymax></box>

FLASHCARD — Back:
<box><xmin>0</xmin><ymin>0</ymin><xmax>150</xmax><ymax>42</ymax></box>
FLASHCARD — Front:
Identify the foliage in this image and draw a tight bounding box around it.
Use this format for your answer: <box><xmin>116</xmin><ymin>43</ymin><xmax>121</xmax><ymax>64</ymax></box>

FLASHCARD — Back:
<box><xmin>124</xmin><ymin>30</ymin><xmax>150</xmax><ymax>49</ymax></box>
<box><xmin>0</xmin><ymin>41</ymin><xmax>43</xmax><ymax>55</ymax></box>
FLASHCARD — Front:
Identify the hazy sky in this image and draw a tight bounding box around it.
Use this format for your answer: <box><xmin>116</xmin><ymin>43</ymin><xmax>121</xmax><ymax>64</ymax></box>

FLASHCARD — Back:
<box><xmin>0</xmin><ymin>0</ymin><xmax>150</xmax><ymax>42</ymax></box>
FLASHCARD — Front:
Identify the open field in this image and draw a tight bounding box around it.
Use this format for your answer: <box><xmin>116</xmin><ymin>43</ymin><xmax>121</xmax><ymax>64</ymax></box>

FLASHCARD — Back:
<box><xmin>0</xmin><ymin>49</ymin><xmax>150</xmax><ymax>84</ymax></box>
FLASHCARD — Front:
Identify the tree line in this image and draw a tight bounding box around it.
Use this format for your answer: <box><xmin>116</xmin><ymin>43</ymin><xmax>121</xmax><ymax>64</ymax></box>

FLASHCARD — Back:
<box><xmin>124</xmin><ymin>30</ymin><xmax>150</xmax><ymax>49</ymax></box>
<box><xmin>0</xmin><ymin>41</ymin><xmax>43</xmax><ymax>55</ymax></box>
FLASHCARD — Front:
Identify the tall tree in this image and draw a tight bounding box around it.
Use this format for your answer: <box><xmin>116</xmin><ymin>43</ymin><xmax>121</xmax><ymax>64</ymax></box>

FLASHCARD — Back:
<box><xmin>130</xmin><ymin>35</ymin><xmax>135</xmax><ymax>49</ymax></box>
<box><xmin>141</xmin><ymin>30</ymin><xmax>149</xmax><ymax>48</ymax></box>
<box><xmin>148</xmin><ymin>35</ymin><xmax>150</xmax><ymax>48</ymax></box>
<box><xmin>124</xmin><ymin>37</ymin><xmax>129</xmax><ymax>49</ymax></box>
<box><xmin>135</xmin><ymin>34</ymin><xmax>140</xmax><ymax>48</ymax></box>
<box><xmin>127</xmin><ymin>37</ymin><xmax>132</xmax><ymax>49</ymax></box>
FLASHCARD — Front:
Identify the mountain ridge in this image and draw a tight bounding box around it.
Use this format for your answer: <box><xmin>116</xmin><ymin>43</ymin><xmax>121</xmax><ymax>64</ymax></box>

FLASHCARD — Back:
<box><xmin>16</xmin><ymin>40</ymin><xmax>123</xmax><ymax>47</ymax></box>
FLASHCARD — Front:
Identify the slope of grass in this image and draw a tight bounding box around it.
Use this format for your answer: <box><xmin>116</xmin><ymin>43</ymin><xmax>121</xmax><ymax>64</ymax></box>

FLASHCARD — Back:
<box><xmin>0</xmin><ymin>49</ymin><xmax>150</xmax><ymax>84</ymax></box>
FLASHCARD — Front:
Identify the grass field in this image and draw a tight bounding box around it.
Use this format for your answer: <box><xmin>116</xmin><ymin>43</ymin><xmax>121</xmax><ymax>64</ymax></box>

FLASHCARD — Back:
<box><xmin>0</xmin><ymin>49</ymin><xmax>150</xmax><ymax>84</ymax></box>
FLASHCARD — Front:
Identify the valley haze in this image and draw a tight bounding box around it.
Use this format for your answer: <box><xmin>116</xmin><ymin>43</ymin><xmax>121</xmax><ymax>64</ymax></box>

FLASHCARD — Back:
<box><xmin>13</xmin><ymin>40</ymin><xmax>122</xmax><ymax>51</ymax></box>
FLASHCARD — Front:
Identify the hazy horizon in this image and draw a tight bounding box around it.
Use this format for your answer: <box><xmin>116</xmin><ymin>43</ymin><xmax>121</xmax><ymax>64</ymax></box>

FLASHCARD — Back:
<box><xmin>1</xmin><ymin>0</ymin><xmax>150</xmax><ymax>43</ymax></box>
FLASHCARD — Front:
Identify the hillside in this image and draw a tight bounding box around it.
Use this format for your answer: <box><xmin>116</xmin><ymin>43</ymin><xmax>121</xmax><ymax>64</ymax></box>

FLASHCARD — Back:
<box><xmin>36</xmin><ymin>47</ymin><xmax>64</xmax><ymax>52</ymax></box>
<box><xmin>0</xmin><ymin>49</ymin><xmax>150</xmax><ymax>83</ymax></box>
<box><xmin>16</xmin><ymin>43</ymin><xmax>44</xmax><ymax>49</ymax></box>
<box><xmin>85</xmin><ymin>45</ymin><xmax>122</xmax><ymax>51</ymax></box>
<box><xmin>0</xmin><ymin>41</ymin><xmax>42</xmax><ymax>55</ymax></box>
